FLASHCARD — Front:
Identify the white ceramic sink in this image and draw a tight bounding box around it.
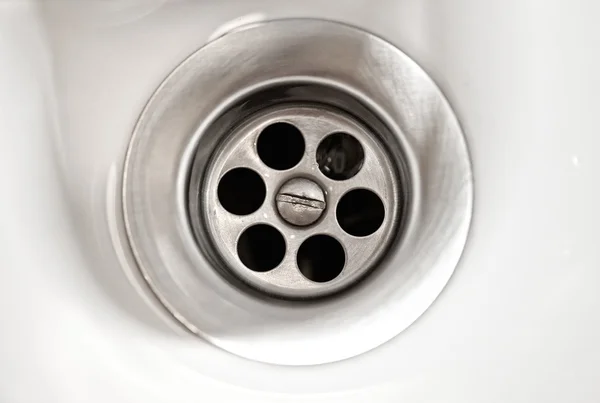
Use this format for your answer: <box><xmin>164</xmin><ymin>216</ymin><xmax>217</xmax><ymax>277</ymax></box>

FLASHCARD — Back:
<box><xmin>1</xmin><ymin>1</ymin><xmax>599</xmax><ymax>402</ymax></box>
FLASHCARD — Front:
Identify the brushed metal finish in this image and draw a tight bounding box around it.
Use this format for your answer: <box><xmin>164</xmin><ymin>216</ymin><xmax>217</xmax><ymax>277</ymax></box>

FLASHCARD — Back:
<box><xmin>198</xmin><ymin>105</ymin><xmax>399</xmax><ymax>298</ymax></box>
<box><xmin>122</xmin><ymin>19</ymin><xmax>473</xmax><ymax>365</ymax></box>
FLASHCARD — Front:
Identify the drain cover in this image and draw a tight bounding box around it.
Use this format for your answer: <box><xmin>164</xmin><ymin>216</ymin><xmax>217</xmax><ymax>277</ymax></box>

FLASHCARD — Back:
<box><xmin>122</xmin><ymin>19</ymin><xmax>472</xmax><ymax>365</ymax></box>
<box><xmin>192</xmin><ymin>105</ymin><xmax>401</xmax><ymax>299</ymax></box>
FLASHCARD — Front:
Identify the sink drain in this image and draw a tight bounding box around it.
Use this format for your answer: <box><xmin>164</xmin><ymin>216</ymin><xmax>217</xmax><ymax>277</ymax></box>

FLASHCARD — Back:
<box><xmin>190</xmin><ymin>105</ymin><xmax>402</xmax><ymax>299</ymax></box>
<box><xmin>122</xmin><ymin>19</ymin><xmax>473</xmax><ymax>365</ymax></box>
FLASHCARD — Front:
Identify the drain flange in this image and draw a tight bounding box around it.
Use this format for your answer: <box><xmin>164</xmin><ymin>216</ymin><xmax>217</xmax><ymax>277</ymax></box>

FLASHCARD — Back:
<box><xmin>122</xmin><ymin>19</ymin><xmax>472</xmax><ymax>366</ymax></box>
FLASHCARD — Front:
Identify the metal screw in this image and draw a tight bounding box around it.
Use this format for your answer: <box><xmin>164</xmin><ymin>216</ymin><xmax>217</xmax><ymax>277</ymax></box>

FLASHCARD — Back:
<box><xmin>276</xmin><ymin>178</ymin><xmax>326</xmax><ymax>226</ymax></box>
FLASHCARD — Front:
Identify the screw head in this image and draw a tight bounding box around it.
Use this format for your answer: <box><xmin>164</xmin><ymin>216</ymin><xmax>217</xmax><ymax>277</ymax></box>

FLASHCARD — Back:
<box><xmin>276</xmin><ymin>178</ymin><xmax>326</xmax><ymax>226</ymax></box>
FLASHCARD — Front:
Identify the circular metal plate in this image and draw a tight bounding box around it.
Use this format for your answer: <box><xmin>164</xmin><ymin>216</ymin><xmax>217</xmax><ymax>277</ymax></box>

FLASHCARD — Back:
<box><xmin>123</xmin><ymin>19</ymin><xmax>473</xmax><ymax>365</ymax></box>
<box><xmin>196</xmin><ymin>105</ymin><xmax>400</xmax><ymax>299</ymax></box>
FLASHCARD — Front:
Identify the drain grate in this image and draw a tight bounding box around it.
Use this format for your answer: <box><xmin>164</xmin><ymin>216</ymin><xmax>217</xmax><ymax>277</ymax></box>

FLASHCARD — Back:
<box><xmin>191</xmin><ymin>105</ymin><xmax>401</xmax><ymax>299</ymax></box>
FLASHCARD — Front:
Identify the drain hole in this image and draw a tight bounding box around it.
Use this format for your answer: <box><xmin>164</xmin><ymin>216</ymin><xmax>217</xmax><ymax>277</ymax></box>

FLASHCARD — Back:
<box><xmin>337</xmin><ymin>189</ymin><xmax>385</xmax><ymax>237</ymax></box>
<box><xmin>238</xmin><ymin>224</ymin><xmax>286</xmax><ymax>272</ymax></box>
<box><xmin>316</xmin><ymin>132</ymin><xmax>364</xmax><ymax>180</ymax></box>
<box><xmin>257</xmin><ymin>122</ymin><xmax>305</xmax><ymax>170</ymax></box>
<box><xmin>218</xmin><ymin>168</ymin><xmax>265</xmax><ymax>215</ymax></box>
<box><xmin>297</xmin><ymin>235</ymin><xmax>345</xmax><ymax>282</ymax></box>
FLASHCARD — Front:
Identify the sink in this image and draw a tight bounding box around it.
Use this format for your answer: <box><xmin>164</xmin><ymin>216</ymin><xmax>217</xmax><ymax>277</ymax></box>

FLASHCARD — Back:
<box><xmin>1</xmin><ymin>1</ymin><xmax>599</xmax><ymax>402</ymax></box>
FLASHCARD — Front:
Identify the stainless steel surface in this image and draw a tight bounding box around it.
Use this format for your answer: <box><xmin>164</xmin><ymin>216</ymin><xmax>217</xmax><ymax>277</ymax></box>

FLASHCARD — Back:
<box><xmin>122</xmin><ymin>19</ymin><xmax>472</xmax><ymax>365</ymax></box>
<box><xmin>197</xmin><ymin>105</ymin><xmax>399</xmax><ymax>298</ymax></box>
<box><xmin>275</xmin><ymin>178</ymin><xmax>326</xmax><ymax>227</ymax></box>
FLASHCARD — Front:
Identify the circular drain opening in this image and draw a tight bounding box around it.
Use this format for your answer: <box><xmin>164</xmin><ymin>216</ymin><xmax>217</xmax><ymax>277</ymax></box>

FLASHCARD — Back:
<box><xmin>337</xmin><ymin>189</ymin><xmax>385</xmax><ymax>237</ymax></box>
<box><xmin>297</xmin><ymin>235</ymin><xmax>345</xmax><ymax>282</ymax></box>
<box><xmin>316</xmin><ymin>132</ymin><xmax>365</xmax><ymax>180</ymax></box>
<box><xmin>238</xmin><ymin>224</ymin><xmax>286</xmax><ymax>272</ymax></box>
<box><xmin>197</xmin><ymin>104</ymin><xmax>402</xmax><ymax>300</ymax></box>
<box><xmin>217</xmin><ymin>168</ymin><xmax>265</xmax><ymax>215</ymax></box>
<box><xmin>257</xmin><ymin>122</ymin><xmax>305</xmax><ymax>170</ymax></box>
<box><xmin>122</xmin><ymin>19</ymin><xmax>473</xmax><ymax>366</ymax></box>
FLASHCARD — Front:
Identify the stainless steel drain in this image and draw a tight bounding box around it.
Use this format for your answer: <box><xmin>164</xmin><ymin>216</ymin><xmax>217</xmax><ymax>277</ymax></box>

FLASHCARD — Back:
<box><xmin>190</xmin><ymin>105</ymin><xmax>401</xmax><ymax>299</ymax></box>
<box><xmin>122</xmin><ymin>19</ymin><xmax>473</xmax><ymax>365</ymax></box>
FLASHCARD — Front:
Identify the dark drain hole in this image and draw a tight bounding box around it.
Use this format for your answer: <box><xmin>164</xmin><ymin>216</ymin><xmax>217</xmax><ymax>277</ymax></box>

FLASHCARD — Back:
<box><xmin>257</xmin><ymin>122</ymin><xmax>305</xmax><ymax>170</ymax></box>
<box><xmin>317</xmin><ymin>132</ymin><xmax>364</xmax><ymax>180</ymax></box>
<box><xmin>337</xmin><ymin>189</ymin><xmax>385</xmax><ymax>237</ymax></box>
<box><xmin>238</xmin><ymin>224</ymin><xmax>286</xmax><ymax>272</ymax></box>
<box><xmin>217</xmin><ymin>168</ymin><xmax>265</xmax><ymax>215</ymax></box>
<box><xmin>297</xmin><ymin>235</ymin><xmax>345</xmax><ymax>282</ymax></box>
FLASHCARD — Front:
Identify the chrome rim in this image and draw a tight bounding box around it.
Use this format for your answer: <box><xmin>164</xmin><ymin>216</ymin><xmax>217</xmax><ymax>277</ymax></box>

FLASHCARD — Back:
<box><xmin>122</xmin><ymin>19</ymin><xmax>473</xmax><ymax>365</ymax></box>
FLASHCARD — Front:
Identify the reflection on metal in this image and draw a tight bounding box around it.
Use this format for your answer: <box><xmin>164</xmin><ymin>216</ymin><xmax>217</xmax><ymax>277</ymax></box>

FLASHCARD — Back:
<box><xmin>122</xmin><ymin>19</ymin><xmax>473</xmax><ymax>365</ymax></box>
<box><xmin>196</xmin><ymin>105</ymin><xmax>400</xmax><ymax>298</ymax></box>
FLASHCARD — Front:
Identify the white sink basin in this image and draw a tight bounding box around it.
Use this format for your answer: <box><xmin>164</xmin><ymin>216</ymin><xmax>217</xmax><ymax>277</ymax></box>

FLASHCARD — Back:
<box><xmin>1</xmin><ymin>1</ymin><xmax>599</xmax><ymax>401</ymax></box>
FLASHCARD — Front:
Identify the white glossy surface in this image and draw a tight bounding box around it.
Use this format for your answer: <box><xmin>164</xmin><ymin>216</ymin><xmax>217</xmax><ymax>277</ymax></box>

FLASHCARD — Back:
<box><xmin>1</xmin><ymin>0</ymin><xmax>599</xmax><ymax>402</ymax></box>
